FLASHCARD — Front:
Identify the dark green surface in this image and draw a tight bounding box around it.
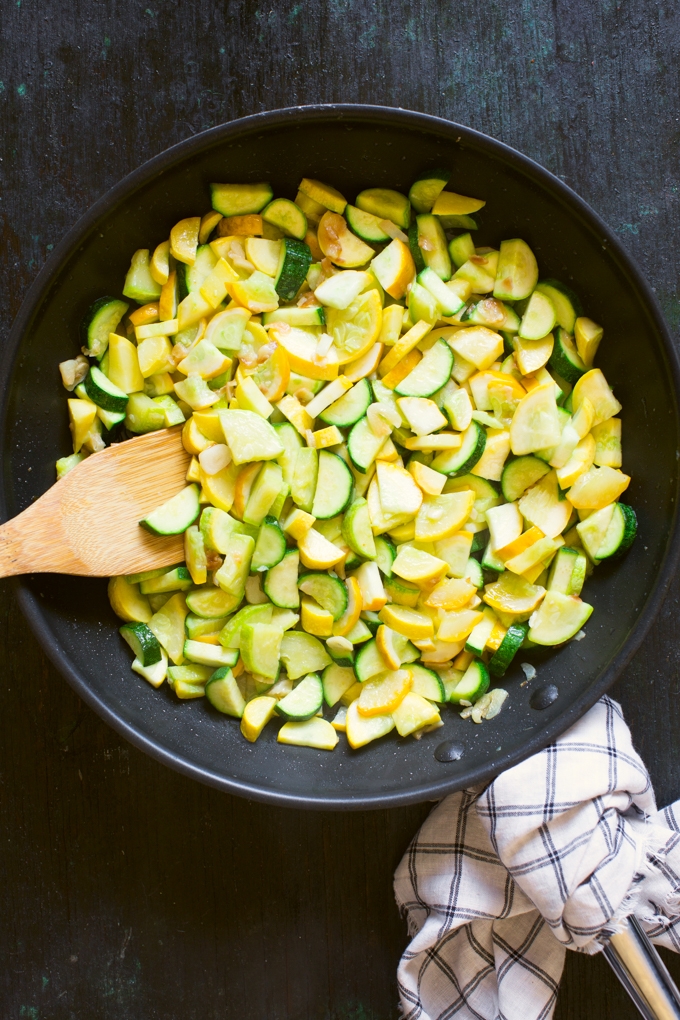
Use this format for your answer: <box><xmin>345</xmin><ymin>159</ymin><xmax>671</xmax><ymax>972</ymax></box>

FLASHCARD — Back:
<box><xmin>1</xmin><ymin>0</ymin><xmax>680</xmax><ymax>1016</ymax></box>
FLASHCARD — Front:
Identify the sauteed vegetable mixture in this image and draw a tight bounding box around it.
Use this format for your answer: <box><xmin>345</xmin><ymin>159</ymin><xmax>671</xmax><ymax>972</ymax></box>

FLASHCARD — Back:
<box><xmin>58</xmin><ymin>169</ymin><xmax>635</xmax><ymax>751</ymax></box>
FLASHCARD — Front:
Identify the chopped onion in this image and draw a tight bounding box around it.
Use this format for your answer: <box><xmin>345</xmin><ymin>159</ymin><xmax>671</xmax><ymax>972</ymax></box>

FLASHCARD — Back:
<box><xmin>268</xmin><ymin>676</ymin><xmax>294</xmax><ymax>700</ymax></box>
<box><xmin>315</xmin><ymin>332</ymin><xmax>333</xmax><ymax>361</ymax></box>
<box><xmin>59</xmin><ymin>355</ymin><xmax>90</xmax><ymax>391</ymax></box>
<box><xmin>573</xmin><ymin>629</ymin><xmax>586</xmax><ymax>642</ymax></box>
<box><xmin>256</xmin><ymin>341</ymin><xmax>277</xmax><ymax>364</ymax></box>
<box><xmin>520</xmin><ymin>662</ymin><xmax>536</xmax><ymax>683</ymax></box>
<box><xmin>86</xmin><ymin>430</ymin><xmax>106</xmax><ymax>454</ymax></box>
<box><xmin>379</xmin><ymin>219</ymin><xmax>408</xmax><ymax>242</ymax></box>
<box><xmin>198</xmin><ymin>444</ymin><xmax>232</xmax><ymax>475</ymax></box>
<box><xmin>231</xmin><ymin>256</ymin><xmax>255</xmax><ymax>272</ymax></box>
<box><xmin>305</xmin><ymin>429</ymin><xmax>316</xmax><ymax>448</ymax></box>
<box><xmin>298</xmin><ymin>292</ymin><xmax>322</xmax><ymax>308</ymax></box>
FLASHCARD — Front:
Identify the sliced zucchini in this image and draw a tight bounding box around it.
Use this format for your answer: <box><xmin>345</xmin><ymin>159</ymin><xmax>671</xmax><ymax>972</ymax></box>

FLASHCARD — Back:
<box><xmin>449</xmin><ymin>660</ymin><xmax>490</xmax><ymax>704</ymax></box>
<box><xmin>279</xmin><ymin>632</ymin><xmax>331</xmax><ymax>680</ymax></box>
<box><xmin>466</xmin><ymin>614</ymin><xmax>496</xmax><ymax>655</ymax></box>
<box><xmin>518</xmin><ymin>290</ymin><xmax>556</xmax><ymax>340</ymax></box>
<box><xmin>210</xmin><ymin>182</ymin><xmax>273</xmax><ymax>216</ymax></box>
<box><xmin>275</xmin><ymin>672</ymin><xmax>324</xmax><ymax>721</ymax></box>
<box><xmin>481</xmin><ymin>540</ymin><xmax>504</xmax><ymax>573</ymax></box>
<box><xmin>291</xmin><ymin>446</ymin><xmax>318</xmax><ymax>512</ymax></box>
<box><xmin>275</xmin><ymin>238</ymin><xmax>312</xmax><ymax>301</ymax></box>
<box><xmin>131</xmin><ymin>649</ymin><xmax>168</xmax><ymax>687</ymax></box>
<box><xmin>319</xmin><ymin>377</ymin><xmax>372</xmax><ymax>427</ymax></box>
<box><xmin>414</xmin><ymin>214</ymin><xmax>451</xmax><ymax>280</ymax></box>
<box><xmin>596</xmin><ymin>502</ymin><xmax>637</xmax><ymax>559</ymax></box>
<box><xmin>536</xmin><ymin>279</ymin><xmax>582</xmax><ymax>333</ymax></box>
<box><xmin>437</xmin><ymin>214</ymin><xmax>479</xmax><ymax>231</ymax></box>
<box><xmin>81</xmin><ymin>297</ymin><xmax>129</xmax><ymax>359</ymax></box>
<box><xmin>463</xmin><ymin>298</ymin><xmax>520</xmax><ymax>333</ymax></box>
<box><xmin>185</xmin><ymin>614</ymin><xmax>229</xmax><ymax>640</ymax></box>
<box><xmin>168</xmin><ymin>664</ymin><xmax>212</xmax><ymax>687</ymax></box>
<box><xmin>325</xmin><ymin>636</ymin><xmax>355</xmax><ymax>667</ymax></box>
<box><xmin>251</xmin><ymin>516</ymin><xmax>287</xmax><ymax>571</ymax></box>
<box><xmin>528</xmin><ymin>591</ymin><xmax>593</xmax><ymax>645</ymax></box>
<box><xmin>407</xmin><ymin>222</ymin><xmax>426</xmax><ymax>274</ymax></box>
<box><xmin>355</xmin><ymin>188</ymin><xmax>410</xmax><ymax>230</ymax></box>
<box><xmin>488</xmin><ymin>623</ymin><xmax>527</xmax><ymax>677</ymax></box>
<box><xmin>577</xmin><ymin>502</ymin><xmax>636</xmax><ymax>562</ymax></box>
<box><xmin>123</xmin><ymin>249</ymin><xmax>162</xmax><ymax>303</ymax></box>
<box><xmin>342</xmin><ymin>498</ymin><xmax>377</xmax><ymax>560</ymax></box>
<box><xmin>262</xmin><ymin>198</ymin><xmax>307</xmax><ymax>240</ymax></box>
<box><xmin>394</xmin><ymin>339</ymin><xmax>453</xmax><ymax>398</ymax></box>
<box><xmin>185</xmin><ymin>587</ymin><xmax>241</xmax><ymax>619</ymax></box>
<box><xmin>408</xmin><ymin>281</ymin><xmax>438</xmax><ymax>324</ymax></box>
<box><xmin>501</xmin><ymin>455</ymin><xmax>551</xmax><ymax>502</ymax></box>
<box><xmin>220</xmin><ymin>603</ymin><xmax>272</xmax><ymax>649</ymax></box>
<box><xmin>409</xmin><ymin>169</ymin><xmax>450</xmax><ymax>214</ymax></box>
<box><xmin>417</xmin><ymin>267</ymin><xmax>465</xmax><ymax>317</ymax></box>
<box><xmin>183</xmin><ymin>640</ymin><xmax>239</xmax><ymax>668</ymax></box>
<box><xmin>241</xmin><ymin>621</ymin><xmax>283</xmax><ymax>680</ymax></box>
<box><xmin>345</xmin><ymin>204</ymin><xmax>391</xmax><ymax>243</ymax></box>
<box><xmin>548</xmin><ymin>327</ymin><xmax>587</xmax><ymax>385</ymax></box>
<box><xmin>119</xmin><ymin>622</ymin><xmax>162</xmax><ymax>666</ymax></box>
<box><xmin>464</xmin><ymin>556</ymin><xmax>484</xmax><ymax>588</ymax></box>
<box><xmin>355</xmin><ymin>638</ymin><xmax>389</xmax><ymax>682</ymax></box>
<box><xmin>373</xmin><ymin>535</ymin><xmax>396</xmax><ymax>577</ymax></box>
<box><xmin>360</xmin><ymin>611</ymin><xmax>381</xmax><ymax>635</ymax></box>
<box><xmin>493</xmin><ymin>239</ymin><xmax>538</xmax><ymax>301</ymax></box>
<box><xmin>140</xmin><ymin>567</ymin><xmax>193</xmax><ymax>594</ymax></box>
<box><xmin>311</xmin><ymin>450</ymin><xmax>353</xmax><ymax>519</ymax></box>
<box><xmin>84</xmin><ymin>366</ymin><xmax>129</xmax><ymax>413</ymax></box>
<box><xmin>264</xmin><ymin>548</ymin><xmax>300</xmax><ymax>609</ymax></box>
<box><xmin>298</xmin><ymin>573</ymin><xmax>348</xmax><ymax>621</ymax></box>
<box><xmin>547</xmin><ymin>546</ymin><xmax>587</xmax><ymax>595</ymax></box>
<box><xmin>447</xmin><ymin>233</ymin><xmax>475</xmax><ymax>269</ymax></box>
<box><xmin>347</xmin><ymin>417</ymin><xmax>387</xmax><ymax>473</ymax></box>
<box><xmin>264</xmin><ymin>306</ymin><xmax>325</xmax><ymax>327</ymax></box>
<box><xmin>322</xmin><ymin>663</ymin><xmax>357</xmax><ymax>706</ymax></box>
<box><xmin>454</xmin><ymin>252</ymin><xmax>499</xmax><ymax>294</ymax></box>
<box><xmin>140</xmin><ymin>484</ymin><xmax>200</xmax><ymax>536</ymax></box>
<box><xmin>431</xmin><ymin>421</ymin><xmax>486</xmax><ymax>476</ymax></box>
<box><xmin>384</xmin><ymin>575</ymin><xmax>420</xmax><ymax>607</ymax></box>
<box><xmin>184</xmin><ymin>244</ymin><xmax>218</xmax><ymax>293</ymax></box>
<box><xmin>408</xmin><ymin>663</ymin><xmax>445</xmax><ymax>702</ymax></box>
<box><xmin>205</xmin><ymin>666</ymin><xmax>246</xmax><ymax>717</ymax></box>
<box><xmin>126</xmin><ymin>565</ymin><xmax>178</xmax><ymax>586</ymax></box>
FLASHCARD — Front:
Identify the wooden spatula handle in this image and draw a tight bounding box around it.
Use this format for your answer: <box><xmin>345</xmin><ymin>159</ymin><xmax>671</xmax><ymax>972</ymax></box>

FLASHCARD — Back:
<box><xmin>0</xmin><ymin>427</ymin><xmax>190</xmax><ymax>577</ymax></box>
<box><xmin>0</xmin><ymin>492</ymin><xmax>81</xmax><ymax>577</ymax></box>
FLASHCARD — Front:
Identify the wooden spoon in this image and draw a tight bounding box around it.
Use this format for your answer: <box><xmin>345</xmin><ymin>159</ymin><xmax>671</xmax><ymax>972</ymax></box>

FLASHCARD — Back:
<box><xmin>0</xmin><ymin>426</ymin><xmax>191</xmax><ymax>577</ymax></box>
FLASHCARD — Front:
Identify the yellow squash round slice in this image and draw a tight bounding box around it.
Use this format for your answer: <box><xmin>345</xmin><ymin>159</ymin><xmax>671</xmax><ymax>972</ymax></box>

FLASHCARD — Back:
<box><xmin>325</xmin><ymin>289</ymin><xmax>382</xmax><ymax>365</ymax></box>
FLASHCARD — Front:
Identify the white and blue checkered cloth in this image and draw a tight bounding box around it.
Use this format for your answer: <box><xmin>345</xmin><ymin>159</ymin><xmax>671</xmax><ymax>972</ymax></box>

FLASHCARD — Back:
<box><xmin>395</xmin><ymin>696</ymin><xmax>680</xmax><ymax>1020</ymax></box>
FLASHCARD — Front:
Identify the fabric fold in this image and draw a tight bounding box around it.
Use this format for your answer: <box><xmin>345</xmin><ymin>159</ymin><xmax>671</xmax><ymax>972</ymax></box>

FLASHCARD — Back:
<box><xmin>395</xmin><ymin>697</ymin><xmax>680</xmax><ymax>1020</ymax></box>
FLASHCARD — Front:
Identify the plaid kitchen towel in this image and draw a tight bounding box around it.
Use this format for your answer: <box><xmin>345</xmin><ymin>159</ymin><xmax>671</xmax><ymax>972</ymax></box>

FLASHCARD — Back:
<box><xmin>395</xmin><ymin>696</ymin><xmax>680</xmax><ymax>1020</ymax></box>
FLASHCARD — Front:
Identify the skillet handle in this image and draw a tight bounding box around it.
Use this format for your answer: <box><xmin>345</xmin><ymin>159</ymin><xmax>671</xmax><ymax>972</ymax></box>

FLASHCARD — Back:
<box><xmin>603</xmin><ymin>915</ymin><xmax>680</xmax><ymax>1020</ymax></box>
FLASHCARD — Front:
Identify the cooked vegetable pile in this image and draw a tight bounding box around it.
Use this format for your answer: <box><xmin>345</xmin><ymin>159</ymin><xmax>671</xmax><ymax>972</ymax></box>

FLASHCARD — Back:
<box><xmin>57</xmin><ymin>168</ymin><xmax>635</xmax><ymax>752</ymax></box>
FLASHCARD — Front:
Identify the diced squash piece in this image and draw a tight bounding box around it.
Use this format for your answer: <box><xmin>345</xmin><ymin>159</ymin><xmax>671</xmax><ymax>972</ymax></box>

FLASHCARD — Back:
<box><xmin>567</xmin><ymin>465</ymin><xmax>630</xmax><ymax>510</ymax></box>
<box><xmin>392</xmin><ymin>692</ymin><xmax>441</xmax><ymax>737</ymax></box>
<box><xmin>449</xmin><ymin>327</ymin><xmax>504</xmax><ymax>370</ymax></box>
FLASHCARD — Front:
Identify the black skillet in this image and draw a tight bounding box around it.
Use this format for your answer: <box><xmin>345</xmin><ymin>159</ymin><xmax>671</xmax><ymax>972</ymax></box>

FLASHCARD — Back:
<box><xmin>2</xmin><ymin>105</ymin><xmax>678</xmax><ymax>809</ymax></box>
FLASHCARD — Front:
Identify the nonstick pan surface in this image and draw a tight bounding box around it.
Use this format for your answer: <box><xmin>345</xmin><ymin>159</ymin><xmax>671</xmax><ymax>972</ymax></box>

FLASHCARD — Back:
<box><xmin>2</xmin><ymin>105</ymin><xmax>678</xmax><ymax>809</ymax></box>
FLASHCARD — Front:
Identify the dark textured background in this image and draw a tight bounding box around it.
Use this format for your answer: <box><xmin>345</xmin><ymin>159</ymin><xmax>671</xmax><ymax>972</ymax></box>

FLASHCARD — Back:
<box><xmin>1</xmin><ymin>2</ymin><xmax>679</xmax><ymax>1017</ymax></box>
